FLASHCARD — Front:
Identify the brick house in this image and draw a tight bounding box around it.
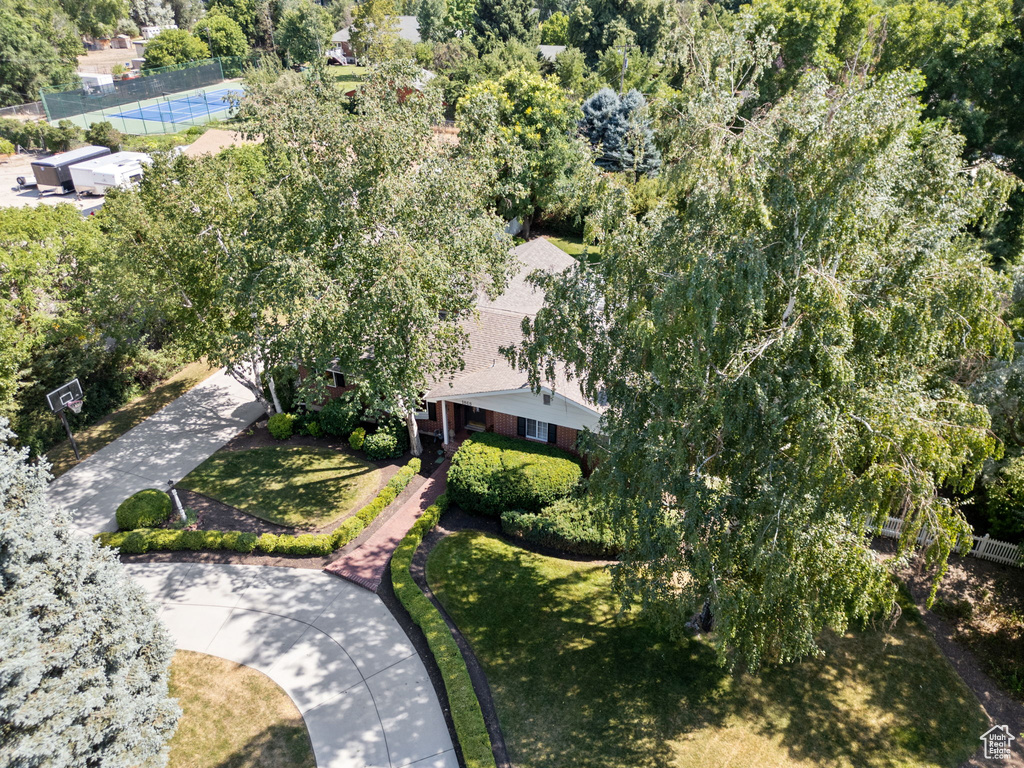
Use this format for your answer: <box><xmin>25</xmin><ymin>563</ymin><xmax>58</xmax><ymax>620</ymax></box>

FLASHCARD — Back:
<box><xmin>309</xmin><ymin>237</ymin><xmax>603</xmax><ymax>455</ymax></box>
<box><xmin>413</xmin><ymin>238</ymin><xmax>603</xmax><ymax>455</ymax></box>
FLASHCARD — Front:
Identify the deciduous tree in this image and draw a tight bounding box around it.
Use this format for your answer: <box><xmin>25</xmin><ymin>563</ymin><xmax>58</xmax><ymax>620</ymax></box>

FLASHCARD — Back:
<box><xmin>511</xmin><ymin>61</ymin><xmax>1017</xmax><ymax>666</ymax></box>
<box><xmin>141</xmin><ymin>28</ymin><xmax>209</xmax><ymax>68</ymax></box>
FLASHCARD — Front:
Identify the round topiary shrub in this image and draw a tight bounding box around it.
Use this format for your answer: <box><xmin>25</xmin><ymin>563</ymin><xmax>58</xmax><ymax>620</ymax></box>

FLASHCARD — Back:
<box><xmin>319</xmin><ymin>394</ymin><xmax>362</xmax><ymax>437</ymax></box>
<box><xmin>364</xmin><ymin>431</ymin><xmax>400</xmax><ymax>460</ymax></box>
<box><xmin>447</xmin><ymin>433</ymin><xmax>582</xmax><ymax>516</ymax></box>
<box><xmin>116</xmin><ymin>489</ymin><xmax>171</xmax><ymax>531</ymax></box>
<box><xmin>267</xmin><ymin>412</ymin><xmax>296</xmax><ymax>440</ymax></box>
<box><xmin>349</xmin><ymin>427</ymin><xmax>366</xmax><ymax>450</ymax></box>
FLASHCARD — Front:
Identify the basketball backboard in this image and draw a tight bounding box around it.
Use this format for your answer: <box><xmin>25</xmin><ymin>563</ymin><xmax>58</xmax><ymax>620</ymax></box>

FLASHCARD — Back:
<box><xmin>46</xmin><ymin>378</ymin><xmax>83</xmax><ymax>413</ymax></box>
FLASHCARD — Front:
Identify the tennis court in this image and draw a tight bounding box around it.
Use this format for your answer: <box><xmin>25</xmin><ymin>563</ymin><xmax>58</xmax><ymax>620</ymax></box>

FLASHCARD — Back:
<box><xmin>109</xmin><ymin>87</ymin><xmax>241</xmax><ymax>124</ymax></box>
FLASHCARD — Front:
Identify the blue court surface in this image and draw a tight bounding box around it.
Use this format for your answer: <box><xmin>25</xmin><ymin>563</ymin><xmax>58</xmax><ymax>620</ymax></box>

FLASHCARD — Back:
<box><xmin>110</xmin><ymin>87</ymin><xmax>242</xmax><ymax>124</ymax></box>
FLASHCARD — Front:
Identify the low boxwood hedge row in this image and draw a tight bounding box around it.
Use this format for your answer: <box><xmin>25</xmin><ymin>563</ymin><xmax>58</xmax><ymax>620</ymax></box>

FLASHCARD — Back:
<box><xmin>97</xmin><ymin>458</ymin><xmax>421</xmax><ymax>555</ymax></box>
<box><xmin>447</xmin><ymin>432</ymin><xmax>582</xmax><ymax>516</ymax></box>
<box><xmin>500</xmin><ymin>498</ymin><xmax>623</xmax><ymax>559</ymax></box>
<box><xmin>390</xmin><ymin>494</ymin><xmax>496</xmax><ymax>768</ymax></box>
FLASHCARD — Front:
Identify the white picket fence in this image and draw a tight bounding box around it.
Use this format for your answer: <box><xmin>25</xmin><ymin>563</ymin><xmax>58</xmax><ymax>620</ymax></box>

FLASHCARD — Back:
<box><xmin>879</xmin><ymin>516</ymin><xmax>1022</xmax><ymax>567</ymax></box>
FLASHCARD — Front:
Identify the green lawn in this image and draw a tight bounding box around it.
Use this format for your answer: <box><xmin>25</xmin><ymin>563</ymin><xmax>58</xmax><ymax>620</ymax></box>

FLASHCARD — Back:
<box><xmin>428</xmin><ymin>531</ymin><xmax>986</xmax><ymax>768</ymax></box>
<box><xmin>178</xmin><ymin>445</ymin><xmax>379</xmax><ymax>528</ymax></box>
<box><xmin>325</xmin><ymin>65</ymin><xmax>368</xmax><ymax>93</ymax></box>
<box><xmin>168</xmin><ymin>651</ymin><xmax>314</xmax><ymax>768</ymax></box>
<box><xmin>545</xmin><ymin>234</ymin><xmax>588</xmax><ymax>258</ymax></box>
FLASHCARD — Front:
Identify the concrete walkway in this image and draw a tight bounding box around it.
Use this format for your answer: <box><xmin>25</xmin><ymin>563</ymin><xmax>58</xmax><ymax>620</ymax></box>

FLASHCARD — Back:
<box><xmin>128</xmin><ymin>563</ymin><xmax>456</xmax><ymax>768</ymax></box>
<box><xmin>48</xmin><ymin>370</ymin><xmax>266</xmax><ymax>536</ymax></box>
<box><xmin>327</xmin><ymin>460</ymin><xmax>450</xmax><ymax>592</ymax></box>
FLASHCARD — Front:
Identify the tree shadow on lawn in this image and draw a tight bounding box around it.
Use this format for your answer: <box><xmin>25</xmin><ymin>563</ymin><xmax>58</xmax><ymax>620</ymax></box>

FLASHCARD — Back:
<box><xmin>179</xmin><ymin>446</ymin><xmax>379</xmax><ymax>528</ymax></box>
<box><xmin>429</xmin><ymin>531</ymin><xmax>729</xmax><ymax>768</ymax></box>
<box><xmin>209</xmin><ymin>722</ymin><xmax>314</xmax><ymax>768</ymax></box>
<box><xmin>430</xmin><ymin>531</ymin><xmax>984</xmax><ymax>768</ymax></box>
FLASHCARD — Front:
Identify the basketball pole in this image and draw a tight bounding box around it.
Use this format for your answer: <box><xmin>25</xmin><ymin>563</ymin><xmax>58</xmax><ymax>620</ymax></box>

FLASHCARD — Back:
<box><xmin>59</xmin><ymin>409</ymin><xmax>81</xmax><ymax>461</ymax></box>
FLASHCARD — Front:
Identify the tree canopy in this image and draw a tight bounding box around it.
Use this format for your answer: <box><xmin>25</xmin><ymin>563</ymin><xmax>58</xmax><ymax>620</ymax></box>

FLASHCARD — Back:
<box><xmin>0</xmin><ymin>417</ymin><xmax>180</xmax><ymax>765</ymax></box>
<box><xmin>579</xmin><ymin>87</ymin><xmax>661</xmax><ymax>176</ymax></box>
<box><xmin>141</xmin><ymin>28</ymin><xmax>209</xmax><ymax>68</ymax></box>
<box><xmin>100</xmin><ymin>62</ymin><xmax>515</xmax><ymax>453</ymax></box>
<box><xmin>511</xmin><ymin>60</ymin><xmax>1017</xmax><ymax>666</ymax></box>
<box><xmin>193</xmin><ymin>9</ymin><xmax>249</xmax><ymax>59</ymax></box>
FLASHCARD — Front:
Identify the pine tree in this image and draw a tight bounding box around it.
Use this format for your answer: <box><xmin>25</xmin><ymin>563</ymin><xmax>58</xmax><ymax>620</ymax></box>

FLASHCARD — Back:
<box><xmin>579</xmin><ymin>87</ymin><xmax>660</xmax><ymax>176</ymax></box>
<box><xmin>0</xmin><ymin>418</ymin><xmax>180</xmax><ymax>767</ymax></box>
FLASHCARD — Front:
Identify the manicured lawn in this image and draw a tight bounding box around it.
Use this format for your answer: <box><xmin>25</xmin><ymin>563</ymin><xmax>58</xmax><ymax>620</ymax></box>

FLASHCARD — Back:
<box><xmin>428</xmin><ymin>531</ymin><xmax>986</xmax><ymax>768</ymax></box>
<box><xmin>325</xmin><ymin>65</ymin><xmax>368</xmax><ymax>93</ymax></box>
<box><xmin>545</xmin><ymin>234</ymin><xmax>588</xmax><ymax>258</ymax></box>
<box><xmin>168</xmin><ymin>651</ymin><xmax>314</xmax><ymax>768</ymax></box>
<box><xmin>46</xmin><ymin>359</ymin><xmax>220</xmax><ymax>478</ymax></box>
<box><xmin>177</xmin><ymin>445</ymin><xmax>379</xmax><ymax>528</ymax></box>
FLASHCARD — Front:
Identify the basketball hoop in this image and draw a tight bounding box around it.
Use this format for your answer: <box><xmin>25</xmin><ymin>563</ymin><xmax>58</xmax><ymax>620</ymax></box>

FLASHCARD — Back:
<box><xmin>66</xmin><ymin>399</ymin><xmax>83</xmax><ymax>414</ymax></box>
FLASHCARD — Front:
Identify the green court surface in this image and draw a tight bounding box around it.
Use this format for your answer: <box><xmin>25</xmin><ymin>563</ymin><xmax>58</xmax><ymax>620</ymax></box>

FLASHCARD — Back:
<box><xmin>54</xmin><ymin>80</ymin><xmax>244</xmax><ymax>135</ymax></box>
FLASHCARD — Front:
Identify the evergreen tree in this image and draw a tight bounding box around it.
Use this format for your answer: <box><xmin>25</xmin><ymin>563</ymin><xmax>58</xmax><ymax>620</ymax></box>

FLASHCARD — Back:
<box><xmin>579</xmin><ymin>87</ymin><xmax>660</xmax><ymax>176</ymax></box>
<box><xmin>473</xmin><ymin>0</ymin><xmax>537</xmax><ymax>50</ymax></box>
<box><xmin>0</xmin><ymin>417</ymin><xmax>180</xmax><ymax>765</ymax></box>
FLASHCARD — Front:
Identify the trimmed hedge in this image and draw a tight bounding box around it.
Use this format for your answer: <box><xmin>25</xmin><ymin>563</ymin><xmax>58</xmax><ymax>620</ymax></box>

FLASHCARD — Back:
<box><xmin>390</xmin><ymin>494</ymin><xmax>496</xmax><ymax>768</ymax></box>
<box><xmin>447</xmin><ymin>433</ymin><xmax>582</xmax><ymax>516</ymax></box>
<box><xmin>365</xmin><ymin>431</ymin><xmax>399</xmax><ymax>460</ymax></box>
<box><xmin>319</xmin><ymin>395</ymin><xmax>361</xmax><ymax>437</ymax></box>
<box><xmin>97</xmin><ymin>458</ymin><xmax>422</xmax><ymax>556</ymax></box>
<box><xmin>268</xmin><ymin>412</ymin><xmax>296</xmax><ymax>440</ymax></box>
<box><xmin>116</xmin><ymin>489</ymin><xmax>171</xmax><ymax>530</ymax></box>
<box><xmin>501</xmin><ymin>498</ymin><xmax>623</xmax><ymax>558</ymax></box>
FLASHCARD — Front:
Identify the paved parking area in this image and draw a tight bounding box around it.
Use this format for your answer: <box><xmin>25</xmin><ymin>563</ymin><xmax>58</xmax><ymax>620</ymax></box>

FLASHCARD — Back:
<box><xmin>0</xmin><ymin>152</ymin><xmax>104</xmax><ymax>213</ymax></box>
<box><xmin>127</xmin><ymin>562</ymin><xmax>457</xmax><ymax>768</ymax></box>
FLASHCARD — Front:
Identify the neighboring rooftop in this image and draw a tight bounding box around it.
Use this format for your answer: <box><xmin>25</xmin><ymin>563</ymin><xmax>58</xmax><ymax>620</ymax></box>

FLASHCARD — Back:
<box><xmin>332</xmin><ymin>15</ymin><xmax>421</xmax><ymax>44</ymax></box>
<box><xmin>538</xmin><ymin>45</ymin><xmax>567</xmax><ymax>61</ymax></box>
<box><xmin>182</xmin><ymin>129</ymin><xmax>257</xmax><ymax>158</ymax></box>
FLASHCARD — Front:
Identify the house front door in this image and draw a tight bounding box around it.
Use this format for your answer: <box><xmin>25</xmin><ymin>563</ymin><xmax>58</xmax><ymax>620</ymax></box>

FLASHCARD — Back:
<box><xmin>453</xmin><ymin>403</ymin><xmax>466</xmax><ymax>432</ymax></box>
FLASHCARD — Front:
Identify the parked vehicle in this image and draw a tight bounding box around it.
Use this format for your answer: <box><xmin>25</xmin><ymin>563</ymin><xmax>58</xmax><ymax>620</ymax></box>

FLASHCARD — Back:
<box><xmin>71</xmin><ymin>151</ymin><xmax>151</xmax><ymax>195</ymax></box>
<box><xmin>30</xmin><ymin>146</ymin><xmax>110</xmax><ymax>193</ymax></box>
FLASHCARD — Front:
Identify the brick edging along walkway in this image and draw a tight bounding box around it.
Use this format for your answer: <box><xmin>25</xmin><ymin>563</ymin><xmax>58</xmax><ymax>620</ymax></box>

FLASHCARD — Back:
<box><xmin>325</xmin><ymin>458</ymin><xmax>451</xmax><ymax>592</ymax></box>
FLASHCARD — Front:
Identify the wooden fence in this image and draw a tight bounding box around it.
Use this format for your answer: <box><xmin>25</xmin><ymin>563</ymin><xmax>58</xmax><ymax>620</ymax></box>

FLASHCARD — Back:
<box><xmin>879</xmin><ymin>516</ymin><xmax>1021</xmax><ymax>567</ymax></box>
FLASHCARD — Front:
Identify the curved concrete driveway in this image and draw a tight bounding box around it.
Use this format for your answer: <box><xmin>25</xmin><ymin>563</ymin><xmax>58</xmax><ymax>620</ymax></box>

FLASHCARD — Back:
<box><xmin>126</xmin><ymin>562</ymin><xmax>457</xmax><ymax>768</ymax></box>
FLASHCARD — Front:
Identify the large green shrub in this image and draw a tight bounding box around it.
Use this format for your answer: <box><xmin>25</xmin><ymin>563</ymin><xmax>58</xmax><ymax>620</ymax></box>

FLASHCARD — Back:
<box><xmin>349</xmin><ymin>427</ymin><xmax>366</xmax><ymax>450</ymax></box>
<box><xmin>501</xmin><ymin>498</ymin><xmax>623</xmax><ymax>558</ymax></box>
<box><xmin>390</xmin><ymin>493</ymin><xmax>496</xmax><ymax>768</ymax></box>
<box><xmin>319</xmin><ymin>394</ymin><xmax>362</xmax><ymax>437</ymax></box>
<box><xmin>116</xmin><ymin>489</ymin><xmax>171</xmax><ymax>530</ymax></box>
<box><xmin>447</xmin><ymin>433</ymin><xmax>582</xmax><ymax>515</ymax></box>
<box><xmin>365</xmin><ymin>431</ymin><xmax>400</xmax><ymax>460</ymax></box>
<box><xmin>267</xmin><ymin>412</ymin><xmax>296</xmax><ymax>440</ymax></box>
<box><xmin>984</xmin><ymin>456</ymin><xmax>1024</xmax><ymax>542</ymax></box>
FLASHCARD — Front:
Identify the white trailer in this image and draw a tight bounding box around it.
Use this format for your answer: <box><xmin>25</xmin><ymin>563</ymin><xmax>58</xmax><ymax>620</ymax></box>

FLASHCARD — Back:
<box><xmin>70</xmin><ymin>151</ymin><xmax>151</xmax><ymax>195</ymax></box>
<box><xmin>78</xmin><ymin>72</ymin><xmax>115</xmax><ymax>94</ymax></box>
<box><xmin>92</xmin><ymin>152</ymin><xmax>152</xmax><ymax>194</ymax></box>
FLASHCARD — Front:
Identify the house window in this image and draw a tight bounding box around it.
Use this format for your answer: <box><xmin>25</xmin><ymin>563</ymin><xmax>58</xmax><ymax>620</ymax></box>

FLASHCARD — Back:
<box><xmin>428</xmin><ymin>401</ymin><xmax>437</xmax><ymax>421</ymax></box>
<box><xmin>518</xmin><ymin>417</ymin><xmax>555</xmax><ymax>443</ymax></box>
<box><xmin>542</xmin><ymin>394</ymin><xmax>552</xmax><ymax>406</ymax></box>
<box><xmin>326</xmin><ymin>370</ymin><xmax>345</xmax><ymax>388</ymax></box>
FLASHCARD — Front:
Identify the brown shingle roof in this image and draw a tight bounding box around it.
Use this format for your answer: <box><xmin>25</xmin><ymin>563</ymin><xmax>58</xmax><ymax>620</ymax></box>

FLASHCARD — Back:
<box><xmin>427</xmin><ymin>238</ymin><xmax>600</xmax><ymax>413</ymax></box>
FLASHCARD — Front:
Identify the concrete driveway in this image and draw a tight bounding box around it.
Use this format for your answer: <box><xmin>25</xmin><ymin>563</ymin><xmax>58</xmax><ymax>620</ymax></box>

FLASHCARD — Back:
<box><xmin>127</xmin><ymin>563</ymin><xmax>457</xmax><ymax>768</ymax></box>
<box><xmin>48</xmin><ymin>369</ymin><xmax>265</xmax><ymax>535</ymax></box>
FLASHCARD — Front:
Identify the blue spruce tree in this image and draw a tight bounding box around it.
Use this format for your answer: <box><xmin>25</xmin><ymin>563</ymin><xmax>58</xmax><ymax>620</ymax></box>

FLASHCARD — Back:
<box><xmin>0</xmin><ymin>418</ymin><xmax>179</xmax><ymax>768</ymax></box>
<box><xmin>579</xmin><ymin>87</ymin><xmax>661</xmax><ymax>176</ymax></box>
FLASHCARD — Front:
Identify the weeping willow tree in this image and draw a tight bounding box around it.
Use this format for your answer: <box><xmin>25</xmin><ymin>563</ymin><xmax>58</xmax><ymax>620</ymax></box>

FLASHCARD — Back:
<box><xmin>511</xmin><ymin>19</ymin><xmax>1019</xmax><ymax>667</ymax></box>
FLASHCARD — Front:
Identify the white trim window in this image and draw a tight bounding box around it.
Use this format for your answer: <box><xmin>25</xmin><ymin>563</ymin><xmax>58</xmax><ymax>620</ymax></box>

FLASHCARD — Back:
<box><xmin>524</xmin><ymin>418</ymin><xmax>548</xmax><ymax>441</ymax></box>
<box><xmin>326</xmin><ymin>370</ymin><xmax>346</xmax><ymax>388</ymax></box>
